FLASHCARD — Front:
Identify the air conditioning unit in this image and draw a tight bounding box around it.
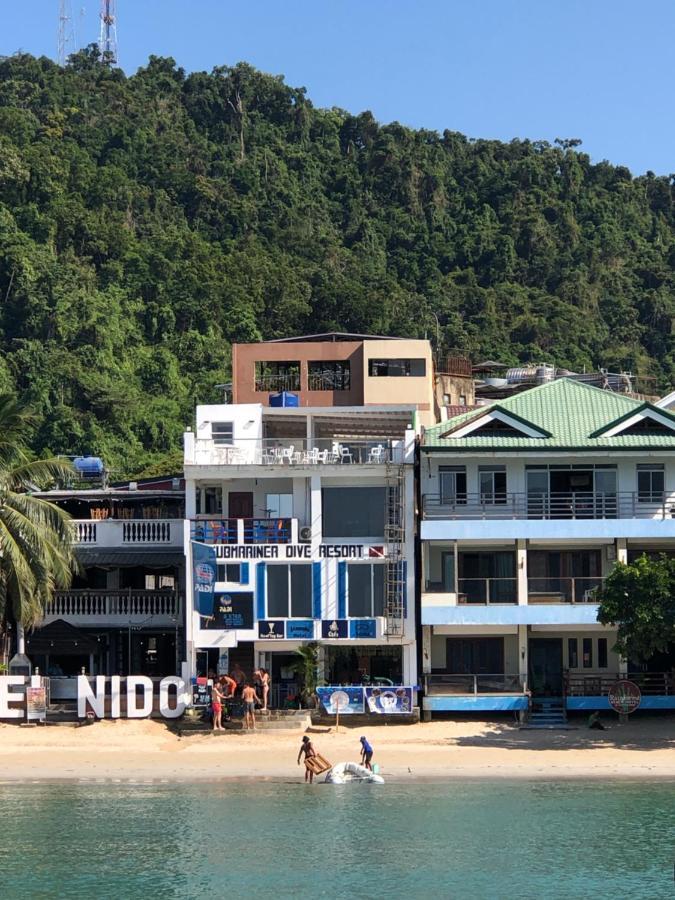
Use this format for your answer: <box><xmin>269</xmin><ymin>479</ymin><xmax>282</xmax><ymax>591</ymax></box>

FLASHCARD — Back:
<box><xmin>299</xmin><ymin>526</ymin><xmax>312</xmax><ymax>542</ymax></box>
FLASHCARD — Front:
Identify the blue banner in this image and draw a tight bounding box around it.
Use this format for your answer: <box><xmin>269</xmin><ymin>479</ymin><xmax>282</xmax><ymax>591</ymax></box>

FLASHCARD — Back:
<box><xmin>286</xmin><ymin>620</ymin><xmax>315</xmax><ymax>639</ymax></box>
<box><xmin>349</xmin><ymin>619</ymin><xmax>376</xmax><ymax>638</ymax></box>
<box><xmin>364</xmin><ymin>686</ymin><xmax>413</xmax><ymax>714</ymax></box>
<box><xmin>192</xmin><ymin>541</ymin><xmax>217</xmax><ymax>617</ymax></box>
<box><xmin>316</xmin><ymin>686</ymin><xmax>364</xmax><ymax>714</ymax></box>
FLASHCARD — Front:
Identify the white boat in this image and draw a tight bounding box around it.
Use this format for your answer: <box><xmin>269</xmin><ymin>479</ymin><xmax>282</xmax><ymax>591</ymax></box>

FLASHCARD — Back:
<box><xmin>324</xmin><ymin>762</ymin><xmax>385</xmax><ymax>784</ymax></box>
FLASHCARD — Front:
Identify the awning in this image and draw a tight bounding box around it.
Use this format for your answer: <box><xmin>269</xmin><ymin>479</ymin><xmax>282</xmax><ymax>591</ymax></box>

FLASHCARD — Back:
<box><xmin>26</xmin><ymin>619</ymin><xmax>100</xmax><ymax>655</ymax></box>
<box><xmin>75</xmin><ymin>549</ymin><xmax>183</xmax><ymax>567</ymax></box>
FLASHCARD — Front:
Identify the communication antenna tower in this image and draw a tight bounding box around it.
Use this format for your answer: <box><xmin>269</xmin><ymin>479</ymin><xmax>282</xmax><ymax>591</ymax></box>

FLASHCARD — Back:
<box><xmin>57</xmin><ymin>0</ymin><xmax>76</xmax><ymax>66</ymax></box>
<box><xmin>98</xmin><ymin>0</ymin><xmax>118</xmax><ymax>65</ymax></box>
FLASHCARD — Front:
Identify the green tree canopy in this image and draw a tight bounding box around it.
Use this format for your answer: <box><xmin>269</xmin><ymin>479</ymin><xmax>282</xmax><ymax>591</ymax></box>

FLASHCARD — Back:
<box><xmin>596</xmin><ymin>555</ymin><xmax>675</xmax><ymax>662</ymax></box>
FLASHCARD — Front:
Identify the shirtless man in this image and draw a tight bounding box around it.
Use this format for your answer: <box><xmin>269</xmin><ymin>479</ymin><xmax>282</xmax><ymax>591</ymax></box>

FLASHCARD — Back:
<box><xmin>297</xmin><ymin>735</ymin><xmax>317</xmax><ymax>783</ymax></box>
<box><xmin>241</xmin><ymin>683</ymin><xmax>261</xmax><ymax>730</ymax></box>
<box><xmin>219</xmin><ymin>673</ymin><xmax>237</xmax><ymax>699</ymax></box>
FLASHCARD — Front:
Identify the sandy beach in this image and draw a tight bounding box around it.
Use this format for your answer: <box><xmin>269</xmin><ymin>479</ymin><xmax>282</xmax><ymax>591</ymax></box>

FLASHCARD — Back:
<box><xmin>1</xmin><ymin>716</ymin><xmax>674</xmax><ymax>782</ymax></box>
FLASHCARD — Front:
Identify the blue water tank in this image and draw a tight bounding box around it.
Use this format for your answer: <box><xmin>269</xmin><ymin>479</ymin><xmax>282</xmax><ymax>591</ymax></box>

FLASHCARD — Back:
<box><xmin>269</xmin><ymin>391</ymin><xmax>299</xmax><ymax>408</ymax></box>
<box><xmin>73</xmin><ymin>456</ymin><xmax>105</xmax><ymax>477</ymax></box>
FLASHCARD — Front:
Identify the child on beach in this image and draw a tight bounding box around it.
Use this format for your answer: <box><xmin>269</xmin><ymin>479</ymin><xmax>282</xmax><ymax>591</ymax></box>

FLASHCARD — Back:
<box><xmin>360</xmin><ymin>735</ymin><xmax>374</xmax><ymax>770</ymax></box>
<box><xmin>211</xmin><ymin>681</ymin><xmax>225</xmax><ymax>732</ymax></box>
<box><xmin>241</xmin><ymin>683</ymin><xmax>261</xmax><ymax>730</ymax></box>
<box><xmin>297</xmin><ymin>735</ymin><xmax>317</xmax><ymax>783</ymax></box>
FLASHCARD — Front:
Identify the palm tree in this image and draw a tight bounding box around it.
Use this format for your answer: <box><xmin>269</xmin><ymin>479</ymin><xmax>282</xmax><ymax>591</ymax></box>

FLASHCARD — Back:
<box><xmin>290</xmin><ymin>642</ymin><xmax>320</xmax><ymax>708</ymax></box>
<box><xmin>0</xmin><ymin>396</ymin><xmax>77</xmax><ymax>653</ymax></box>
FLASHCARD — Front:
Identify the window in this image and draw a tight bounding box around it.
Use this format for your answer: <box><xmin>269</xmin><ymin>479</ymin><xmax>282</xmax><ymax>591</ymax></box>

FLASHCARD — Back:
<box><xmin>598</xmin><ymin>638</ymin><xmax>608</xmax><ymax>669</ymax></box>
<box><xmin>197</xmin><ymin>486</ymin><xmax>222</xmax><ymax>515</ymax></box>
<box><xmin>212</xmin><ymin>422</ymin><xmax>233</xmax><ymax>445</ymax></box>
<box><xmin>267</xmin><ymin>565</ymin><xmax>312</xmax><ymax>618</ymax></box>
<box><xmin>568</xmin><ymin>638</ymin><xmax>578</xmax><ymax>668</ymax></box>
<box><xmin>322</xmin><ymin>487</ymin><xmax>386</xmax><ymax>537</ymax></box>
<box><xmin>265</xmin><ymin>493</ymin><xmax>293</xmax><ymax>518</ymax></box>
<box><xmin>254</xmin><ymin>361</ymin><xmax>300</xmax><ymax>392</ymax></box>
<box><xmin>583</xmin><ymin>638</ymin><xmax>593</xmax><ymax>668</ymax></box>
<box><xmin>479</xmin><ymin>466</ymin><xmax>507</xmax><ymax>504</ymax></box>
<box><xmin>439</xmin><ymin>466</ymin><xmax>467</xmax><ymax>505</ymax></box>
<box><xmin>459</xmin><ymin>394</ymin><xmax>467</xmax><ymax>406</ymax></box>
<box><xmin>144</xmin><ymin>574</ymin><xmax>176</xmax><ymax>590</ymax></box>
<box><xmin>308</xmin><ymin>361</ymin><xmax>351</xmax><ymax>391</ymax></box>
<box><xmin>637</xmin><ymin>465</ymin><xmax>665</xmax><ymax>503</ymax></box>
<box><xmin>347</xmin><ymin>564</ymin><xmax>385</xmax><ymax>617</ymax></box>
<box><xmin>225</xmin><ymin>564</ymin><xmax>241</xmax><ymax>583</ymax></box>
<box><xmin>368</xmin><ymin>358</ymin><xmax>426</xmax><ymax>377</ymax></box>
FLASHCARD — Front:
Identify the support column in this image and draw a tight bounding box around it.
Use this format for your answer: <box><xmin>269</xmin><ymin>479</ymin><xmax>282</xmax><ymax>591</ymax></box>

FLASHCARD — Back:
<box><xmin>616</xmin><ymin>538</ymin><xmax>627</xmax><ymax>565</ymax></box>
<box><xmin>517</xmin><ymin>539</ymin><xmax>528</xmax><ymax>605</ymax></box>
<box><xmin>518</xmin><ymin>625</ymin><xmax>528</xmax><ymax>691</ymax></box>
<box><xmin>309</xmin><ymin>474</ymin><xmax>322</xmax><ymax>553</ymax></box>
<box><xmin>422</xmin><ymin>625</ymin><xmax>432</xmax><ymax>675</ymax></box>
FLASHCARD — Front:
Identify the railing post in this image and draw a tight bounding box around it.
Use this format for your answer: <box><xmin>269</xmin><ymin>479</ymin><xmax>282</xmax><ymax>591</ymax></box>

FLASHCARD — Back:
<box><xmin>473</xmin><ymin>675</ymin><xmax>477</xmax><ymax>696</ymax></box>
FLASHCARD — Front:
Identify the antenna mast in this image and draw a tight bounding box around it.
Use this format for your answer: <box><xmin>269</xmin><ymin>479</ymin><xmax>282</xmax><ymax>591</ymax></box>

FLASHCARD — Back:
<box><xmin>98</xmin><ymin>0</ymin><xmax>118</xmax><ymax>65</ymax></box>
<box><xmin>57</xmin><ymin>0</ymin><xmax>76</xmax><ymax>66</ymax></box>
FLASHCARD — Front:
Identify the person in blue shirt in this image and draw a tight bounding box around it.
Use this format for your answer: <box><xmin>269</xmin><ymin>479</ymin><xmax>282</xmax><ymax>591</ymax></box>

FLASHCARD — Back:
<box><xmin>359</xmin><ymin>736</ymin><xmax>374</xmax><ymax>770</ymax></box>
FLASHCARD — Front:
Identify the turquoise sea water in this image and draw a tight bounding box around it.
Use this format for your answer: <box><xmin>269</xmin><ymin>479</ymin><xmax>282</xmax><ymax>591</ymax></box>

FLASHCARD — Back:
<box><xmin>0</xmin><ymin>781</ymin><xmax>673</xmax><ymax>899</ymax></box>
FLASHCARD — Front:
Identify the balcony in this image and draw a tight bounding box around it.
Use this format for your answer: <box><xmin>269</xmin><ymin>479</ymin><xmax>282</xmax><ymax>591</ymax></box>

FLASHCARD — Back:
<box><xmin>528</xmin><ymin>576</ymin><xmax>604</xmax><ymax>604</ymax></box>
<box><xmin>566</xmin><ymin>672</ymin><xmax>674</xmax><ymax>697</ymax></box>
<box><xmin>455</xmin><ymin>577</ymin><xmax>518</xmax><ymax>604</ymax></box>
<box><xmin>423</xmin><ymin>491</ymin><xmax>675</xmax><ymax>520</ymax></box>
<box><xmin>72</xmin><ymin>519</ymin><xmax>183</xmax><ymax>548</ymax></box>
<box><xmin>191</xmin><ymin>517</ymin><xmax>296</xmax><ymax>544</ymax></box>
<box><xmin>43</xmin><ymin>590</ymin><xmax>183</xmax><ymax>625</ymax></box>
<box><xmin>188</xmin><ymin>437</ymin><xmax>407</xmax><ymax>467</ymax></box>
<box><xmin>425</xmin><ymin>673</ymin><xmax>526</xmax><ymax>695</ymax></box>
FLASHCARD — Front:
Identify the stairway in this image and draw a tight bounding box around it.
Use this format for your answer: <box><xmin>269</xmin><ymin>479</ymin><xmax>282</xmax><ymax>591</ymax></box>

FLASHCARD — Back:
<box><xmin>521</xmin><ymin>697</ymin><xmax>569</xmax><ymax>729</ymax></box>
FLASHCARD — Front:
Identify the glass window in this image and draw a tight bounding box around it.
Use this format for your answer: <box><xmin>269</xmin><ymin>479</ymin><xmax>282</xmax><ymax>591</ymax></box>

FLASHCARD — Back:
<box><xmin>439</xmin><ymin>467</ymin><xmax>467</xmax><ymax>504</ymax></box>
<box><xmin>322</xmin><ymin>487</ymin><xmax>386</xmax><ymax>537</ymax></box>
<box><xmin>583</xmin><ymin>638</ymin><xmax>593</xmax><ymax>668</ymax></box>
<box><xmin>254</xmin><ymin>361</ymin><xmax>300</xmax><ymax>392</ymax></box>
<box><xmin>479</xmin><ymin>467</ymin><xmax>507</xmax><ymax>504</ymax></box>
<box><xmin>598</xmin><ymin>638</ymin><xmax>608</xmax><ymax>669</ymax></box>
<box><xmin>265</xmin><ymin>493</ymin><xmax>293</xmax><ymax>518</ymax></box>
<box><xmin>225</xmin><ymin>564</ymin><xmax>241</xmax><ymax>583</ymax></box>
<box><xmin>637</xmin><ymin>465</ymin><xmax>665</xmax><ymax>503</ymax></box>
<box><xmin>212</xmin><ymin>422</ymin><xmax>234</xmax><ymax>445</ymax></box>
<box><xmin>348</xmin><ymin>564</ymin><xmax>385</xmax><ymax>617</ymax></box>
<box><xmin>368</xmin><ymin>358</ymin><xmax>426</xmax><ymax>377</ymax></box>
<box><xmin>307</xmin><ymin>361</ymin><xmax>351</xmax><ymax>391</ymax></box>
<box><xmin>267</xmin><ymin>565</ymin><xmax>312</xmax><ymax>618</ymax></box>
<box><xmin>568</xmin><ymin>638</ymin><xmax>578</xmax><ymax>668</ymax></box>
<box><xmin>197</xmin><ymin>486</ymin><xmax>222</xmax><ymax>515</ymax></box>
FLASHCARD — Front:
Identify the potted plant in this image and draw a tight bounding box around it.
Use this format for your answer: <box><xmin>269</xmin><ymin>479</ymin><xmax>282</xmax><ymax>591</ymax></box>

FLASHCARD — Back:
<box><xmin>291</xmin><ymin>642</ymin><xmax>319</xmax><ymax>709</ymax></box>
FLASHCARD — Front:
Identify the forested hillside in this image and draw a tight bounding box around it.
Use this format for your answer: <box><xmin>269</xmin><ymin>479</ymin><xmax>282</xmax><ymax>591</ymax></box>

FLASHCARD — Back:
<box><xmin>0</xmin><ymin>50</ymin><xmax>673</xmax><ymax>475</ymax></box>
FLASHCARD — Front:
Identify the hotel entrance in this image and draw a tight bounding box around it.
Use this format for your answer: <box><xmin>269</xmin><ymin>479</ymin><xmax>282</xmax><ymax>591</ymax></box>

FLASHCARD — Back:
<box><xmin>528</xmin><ymin>638</ymin><xmax>563</xmax><ymax>696</ymax></box>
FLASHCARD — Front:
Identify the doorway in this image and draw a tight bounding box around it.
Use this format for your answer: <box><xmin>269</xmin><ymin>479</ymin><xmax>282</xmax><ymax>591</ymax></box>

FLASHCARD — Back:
<box><xmin>229</xmin><ymin>492</ymin><xmax>253</xmax><ymax>519</ymax></box>
<box><xmin>528</xmin><ymin>638</ymin><xmax>563</xmax><ymax>696</ymax></box>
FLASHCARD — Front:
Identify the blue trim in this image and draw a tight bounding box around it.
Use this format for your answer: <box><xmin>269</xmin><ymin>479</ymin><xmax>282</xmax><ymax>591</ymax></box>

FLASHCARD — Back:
<box><xmin>566</xmin><ymin>696</ymin><xmax>675</xmax><ymax>711</ymax></box>
<box><xmin>240</xmin><ymin>562</ymin><xmax>249</xmax><ymax>585</ymax></box>
<box><xmin>312</xmin><ymin>562</ymin><xmax>322</xmax><ymax>619</ymax></box>
<box><xmin>337</xmin><ymin>561</ymin><xmax>347</xmax><ymax>618</ymax></box>
<box><xmin>424</xmin><ymin>695</ymin><xmax>528</xmax><ymax>712</ymax></box>
<box><xmin>422</xmin><ymin>605</ymin><xmax>601</xmax><ymax>626</ymax></box>
<box><xmin>256</xmin><ymin>564</ymin><xmax>266</xmax><ymax>620</ymax></box>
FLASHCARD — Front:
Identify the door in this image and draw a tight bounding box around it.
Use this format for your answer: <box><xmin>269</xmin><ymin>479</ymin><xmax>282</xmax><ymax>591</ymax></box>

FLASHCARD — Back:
<box><xmin>528</xmin><ymin>638</ymin><xmax>563</xmax><ymax>696</ymax></box>
<box><xmin>446</xmin><ymin>638</ymin><xmax>504</xmax><ymax>674</ymax></box>
<box><xmin>228</xmin><ymin>492</ymin><xmax>253</xmax><ymax>519</ymax></box>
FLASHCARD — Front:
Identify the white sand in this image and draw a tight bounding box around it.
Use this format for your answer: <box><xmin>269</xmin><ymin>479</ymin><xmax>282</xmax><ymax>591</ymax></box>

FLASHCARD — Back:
<box><xmin>1</xmin><ymin>717</ymin><xmax>675</xmax><ymax>781</ymax></box>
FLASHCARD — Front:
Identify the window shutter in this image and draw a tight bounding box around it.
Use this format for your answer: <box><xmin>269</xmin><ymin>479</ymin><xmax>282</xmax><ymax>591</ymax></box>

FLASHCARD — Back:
<box><xmin>240</xmin><ymin>562</ymin><xmax>249</xmax><ymax>585</ymax></box>
<box><xmin>337</xmin><ymin>561</ymin><xmax>347</xmax><ymax>618</ymax></box>
<box><xmin>256</xmin><ymin>564</ymin><xmax>266</xmax><ymax>620</ymax></box>
<box><xmin>312</xmin><ymin>562</ymin><xmax>322</xmax><ymax>619</ymax></box>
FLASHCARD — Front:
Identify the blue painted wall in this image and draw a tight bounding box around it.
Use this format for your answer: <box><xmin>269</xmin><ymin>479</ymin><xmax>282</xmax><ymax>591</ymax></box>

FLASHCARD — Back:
<box><xmin>423</xmin><ymin>695</ymin><xmax>528</xmax><ymax>712</ymax></box>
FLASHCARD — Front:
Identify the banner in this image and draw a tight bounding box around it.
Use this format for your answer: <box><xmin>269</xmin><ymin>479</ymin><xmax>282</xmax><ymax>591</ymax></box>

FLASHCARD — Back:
<box><xmin>365</xmin><ymin>686</ymin><xmax>413</xmax><ymax>715</ymax></box>
<box><xmin>192</xmin><ymin>541</ymin><xmax>217</xmax><ymax>617</ymax></box>
<box><xmin>205</xmin><ymin>593</ymin><xmax>254</xmax><ymax>630</ymax></box>
<box><xmin>26</xmin><ymin>686</ymin><xmax>47</xmax><ymax>722</ymax></box>
<box><xmin>258</xmin><ymin>620</ymin><xmax>285</xmax><ymax>640</ymax></box>
<box><xmin>316</xmin><ymin>686</ymin><xmax>364</xmax><ymax>714</ymax></box>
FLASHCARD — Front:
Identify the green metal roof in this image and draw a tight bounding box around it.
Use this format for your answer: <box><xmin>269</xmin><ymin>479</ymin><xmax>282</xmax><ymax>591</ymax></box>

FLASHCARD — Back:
<box><xmin>423</xmin><ymin>379</ymin><xmax>675</xmax><ymax>451</ymax></box>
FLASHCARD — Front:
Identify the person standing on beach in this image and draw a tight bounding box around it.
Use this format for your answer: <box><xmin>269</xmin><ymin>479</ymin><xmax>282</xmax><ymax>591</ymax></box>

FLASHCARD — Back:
<box><xmin>297</xmin><ymin>735</ymin><xmax>317</xmax><ymax>783</ymax></box>
<box><xmin>230</xmin><ymin>663</ymin><xmax>246</xmax><ymax>697</ymax></box>
<box><xmin>359</xmin><ymin>735</ymin><xmax>374</xmax><ymax>770</ymax></box>
<box><xmin>241</xmin><ymin>683</ymin><xmax>261</xmax><ymax>730</ymax></box>
<box><xmin>254</xmin><ymin>668</ymin><xmax>271</xmax><ymax>711</ymax></box>
<box><xmin>211</xmin><ymin>680</ymin><xmax>225</xmax><ymax>732</ymax></box>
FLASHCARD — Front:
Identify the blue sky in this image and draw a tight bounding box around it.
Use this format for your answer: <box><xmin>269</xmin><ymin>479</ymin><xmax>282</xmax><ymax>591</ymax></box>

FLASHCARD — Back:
<box><xmin>4</xmin><ymin>1</ymin><xmax>673</xmax><ymax>175</ymax></box>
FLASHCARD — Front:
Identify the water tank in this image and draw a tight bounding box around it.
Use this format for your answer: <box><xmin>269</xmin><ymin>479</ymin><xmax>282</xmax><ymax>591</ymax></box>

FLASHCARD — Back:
<box><xmin>506</xmin><ymin>366</ymin><xmax>538</xmax><ymax>384</ymax></box>
<box><xmin>269</xmin><ymin>391</ymin><xmax>299</xmax><ymax>408</ymax></box>
<box><xmin>535</xmin><ymin>364</ymin><xmax>555</xmax><ymax>384</ymax></box>
<box><xmin>73</xmin><ymin>456</ymin><xmax>105</xmax><ymax>477</ymax></box>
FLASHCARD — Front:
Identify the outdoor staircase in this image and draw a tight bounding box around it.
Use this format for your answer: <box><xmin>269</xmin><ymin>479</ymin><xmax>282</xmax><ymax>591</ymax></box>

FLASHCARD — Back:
<box><xmin>521</xmin><ymin>697</ymin><xmax>569</xmax><ymax>730</ymax></box>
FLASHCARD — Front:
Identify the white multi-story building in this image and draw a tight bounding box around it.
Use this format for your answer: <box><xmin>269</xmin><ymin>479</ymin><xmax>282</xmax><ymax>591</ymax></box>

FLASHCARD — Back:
<box><xmin>419</xmin><ymin>379</ymin><xmax>675</xmax><ymax>718</ymax></box>
<box><xmin>183</xmin><ymin>334</ymin><xmax>432</xmax><ymax>703</ymax></box>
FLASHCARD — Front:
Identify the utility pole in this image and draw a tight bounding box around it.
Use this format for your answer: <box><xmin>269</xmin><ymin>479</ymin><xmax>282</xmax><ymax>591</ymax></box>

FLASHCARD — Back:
<box><xmin>57</xmin><ymin>0</ymin><xmax>76</xmax><ymax>66</ymax></box>
<box><xmin>98</xmin><ymin>0</ymin><xmax>118</xmax><ymax>65</ymax></box>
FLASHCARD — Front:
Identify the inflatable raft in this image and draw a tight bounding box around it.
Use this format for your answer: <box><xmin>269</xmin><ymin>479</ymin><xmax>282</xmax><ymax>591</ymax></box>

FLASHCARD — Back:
<box><xmin>324</xmin><ymin>762</ymin><xmax>385</xmax><ymax>784</ymax></box>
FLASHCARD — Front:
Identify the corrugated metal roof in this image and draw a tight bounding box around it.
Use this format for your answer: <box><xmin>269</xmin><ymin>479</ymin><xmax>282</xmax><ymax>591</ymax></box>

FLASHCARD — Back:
<box><xmin>423</xmin><ymin>379</ymin><xmax>675</xmax><ymax>450</ymax></box>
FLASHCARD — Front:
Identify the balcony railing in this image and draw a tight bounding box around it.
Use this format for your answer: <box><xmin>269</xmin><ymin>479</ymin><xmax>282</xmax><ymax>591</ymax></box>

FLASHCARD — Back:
<box><xmin>191</xmin><ymin>518</ymin><xmax>295</xmax><ymax>544</ymax></box>
<box><xmin>458</xmin><ymin>577</ymin><xmax>518</xmax><ymax>604</ymax></box>
<box><xmin>565</xmin><ymin>672</ymin><xmax>674</xmax><ymax>696</ymax></box>
<box><xmin>254</xmin><ymin>374</ymin><xmax>301</xmax><ymax>392</ymax></box>
<box><xmin>190</xmin><ymin>437</ymin><xmax>406</xmax><ymax>466</ymax></box>
<box><xmin>425</xmin><ymin>674</ymin><xmax>525</xmax><ymax>695</ymax></box>
<box><xmin>47</xmin><ymin>590</ymin><xmax>182</xmax><ymax>620</ymax></box>
<box><xmin>71</xmin><ymin>519</ymin><xmax>182</xmax><ymax>547</ymax></box>
<box><xmin>423</xmin><ymin>491</ymin><xmax>675</xmax><ymax>520</ymax></box>
<box><xmin>528</xmin><ymin>576</ymin><xmax>604</xmax><ymax>603</ymax></box>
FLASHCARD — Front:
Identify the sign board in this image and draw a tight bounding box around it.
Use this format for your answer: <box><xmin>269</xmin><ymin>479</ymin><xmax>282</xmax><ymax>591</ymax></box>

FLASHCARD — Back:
<box><xmin>258</xmin><ymin>620</ymin><xmax>285</xmax><ymax>640</ymax></box>
<box><xmin>316</xmin><ymin>687</ymin><xmax>364</xmax><ymax>715</ymax></box>
<box><xmin>204</xmin><ymin>593</ymin><xmax>254</xmax><ymax>630</ymax></box>
<box><xmin>192</xmin><ymin>678</ymin><xmax>212</xmax><ymax>708</ymax></box>
<box><xmin>321</xmin><ymin>619</ymin><xmax>349</xmax><ymax>639</ymax></box>
<box><xmin>216</xmin><ymin>650</ymin><xmax>230</xmax><ymax>676</ymax></box>
<box><xmin>192</xmin><ymin>542</ymin><xmax>217</xmax><ymax>616</ymax></box>
<box><xmin>607</xmin><ymin>680</ymin><xmax>641</xmax><ymax>714</ymax></box>
<box><xmin>26</xmin><ymin>686</ymin><xmax>47</xmax><ymax>722</ymax></box>
<box><xmin>213</xmin><ymin>544</ymin><xmax>387</xmax><ymax>561</ymax></box>
<box><xmin>349</xmin><ymin>619</ymin><xmax>377</xmax><ymax>639</ymax></box>
<box><xmin>286</xmin><ymin>620</ymin><xmax>315</xmax><ymax>640</ymax></box>
<box><xmin>365</xmin><ymin>686</ymin><xmax>413</xmax><ymax>715</ymax></box>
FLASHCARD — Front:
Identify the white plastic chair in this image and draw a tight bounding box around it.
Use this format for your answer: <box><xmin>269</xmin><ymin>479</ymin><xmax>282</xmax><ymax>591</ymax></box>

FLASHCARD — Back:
<box><xmin>339</xmin><ymin>444</ymin><xmax>353</xmax><ymax>464</ymax></box>
<box><xmin>280</xmin><ymin>445</ymin><xmax>295</xmax><ymax>464</ymax></box>
<box><xmin>368</xmin><ymin>444</ymin><xmax>385</xmax><ymax>464</ymax></box>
